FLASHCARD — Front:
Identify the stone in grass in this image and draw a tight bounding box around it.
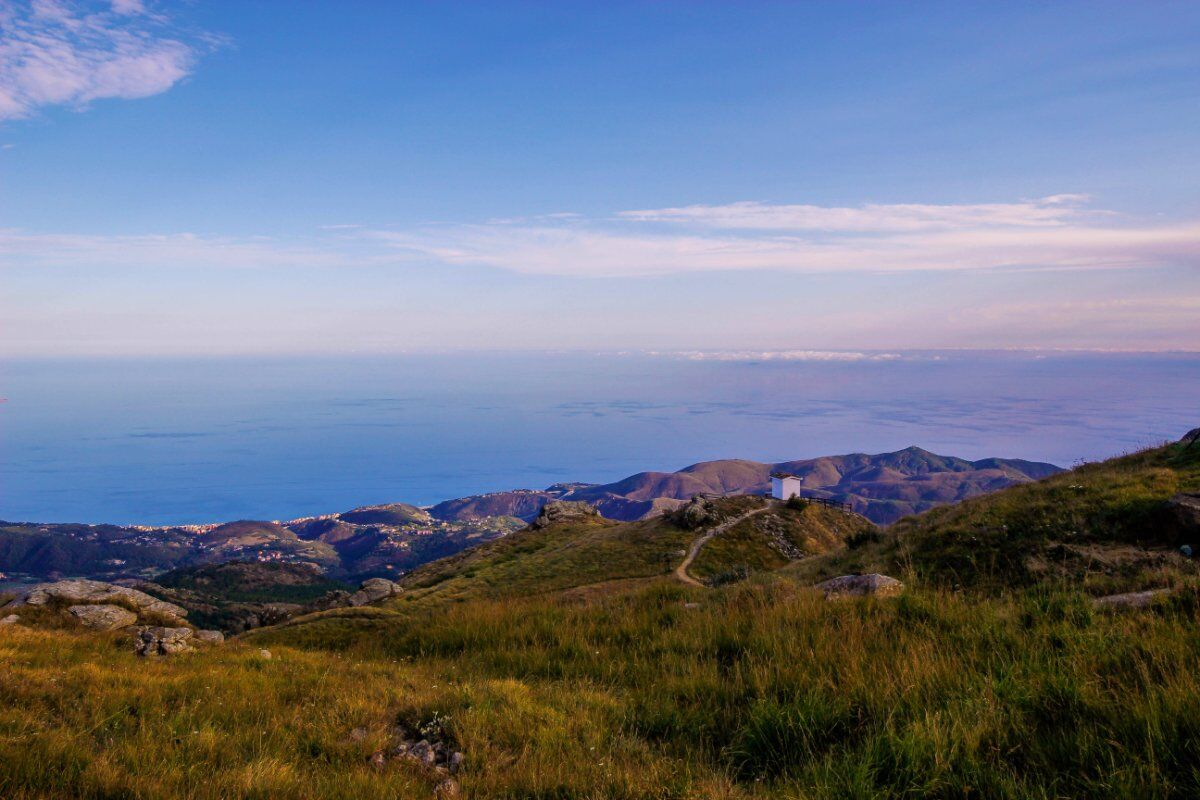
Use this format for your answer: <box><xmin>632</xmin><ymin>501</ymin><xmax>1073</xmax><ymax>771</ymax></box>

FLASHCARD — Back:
<box><xmin>134</xmin><ymin>626</ymin><xmax>194</xmax><ymax>657</ymax></box>
<box><xmin>194</xmin><ymin>629</ymin><xmax>225</xmax><ymax>645</ymax></box>
<box><xmin>816</xmin><ymin>573</ymin><xmax>904</xmax><ymax>599</ymax></box>
<box><xmin>349</xmin><ymin>578</ymin><xmax>402</xmax><ymax>607</ymax></box>
<box><xmin>0</xmin><ymin>614</ymin><xmax>20</xmax><ymax>626</ymax></box>
<box><xmin>1093</xmin><ymin>589</ymin><xmax>1172</xmax><ymax>610</ymax></box>
<box><xmin>69</xmin><ymin>604</ymin><xmax>138</xmax><ymax>631</ymax></box>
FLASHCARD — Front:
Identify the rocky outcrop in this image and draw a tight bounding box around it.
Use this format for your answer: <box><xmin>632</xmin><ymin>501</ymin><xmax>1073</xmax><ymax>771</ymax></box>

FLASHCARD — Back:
<box><xmin>69</xmin><ymin>604</ymin><xmax>137</xmax><ymax>630</ymax></box>
<box><xmin>529</xmin><ymin>500</ymin><xmax>601</xmax><ymax>530</ymax></box>
<box><xmin>22</xmin><ymin>579</ymin><xmax>187</xmax><ymax>621</ymax></box>
<box><xmin>669</xmin><ymin>496</ymin><xmax>719</xmax><ymax>530</ymax></box>
<box><xmin>1169</xmin><ymin>494</ymin><xmax>1200</xmax><ymax>534</ymax></box>
<box><xmin>816</xmin><ymin>573</ymin><xmax>904</xmax><ymax>599</ymax></box>
<box><xmin>194</xmin><ymin>629</ymin><xmax>225</xmax><ymax>644</ymax></box>
<box><xmin>366</xmin><ymin>720</ymin><xmax>464</xmax><ymax>795</ymax></box>
<box><xmin>310</xmin><ymin>589</ymin><xmax>353</xmax><ymax>611</ymax></box>
<box><xmin>1093</xmin><ymin>589</ymin><xmax>1172</xmax><ymax>610</ymax></box>
<box><xmin>349</xmin><ymin>577</ymin><xmax>402</xmax><ymax>607</ymax></box>
<box><xmin>1181</xmin><ymin>427</ymin><xmax>1200</xmax><ymax>448</ymax></box>
<box><xmin>134</xmin><ymin>626</ymin><xmax>194</xmax><ymax>656</ymax></box>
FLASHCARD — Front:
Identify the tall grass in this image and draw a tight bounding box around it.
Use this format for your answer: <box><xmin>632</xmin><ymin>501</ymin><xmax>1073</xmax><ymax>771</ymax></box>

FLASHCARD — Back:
<box><xmin>6</xmin><ymin>576</ymin><xmax>1192</xmax><ymax>798</ymax></box>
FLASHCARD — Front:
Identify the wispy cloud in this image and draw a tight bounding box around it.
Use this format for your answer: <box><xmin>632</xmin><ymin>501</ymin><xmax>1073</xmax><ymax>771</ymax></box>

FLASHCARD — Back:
<box><xmin>617</xmin><ymin>195</ymin><xmax>1102</xmax><ymax>231</ymax></box>
<box><xmin>0</xmin><ymin>0</ymin><xmax>217</xmax><ymax>122</ymax></box>
<box><xmin>369</xmin><ymin>196</ymin><xmax>1199</xmax><ymax>277</ymax></box>
<box><xmin>3</xmin><ymin>196</ymin><xmax>1198</xmax><ymax>280</ymax></box>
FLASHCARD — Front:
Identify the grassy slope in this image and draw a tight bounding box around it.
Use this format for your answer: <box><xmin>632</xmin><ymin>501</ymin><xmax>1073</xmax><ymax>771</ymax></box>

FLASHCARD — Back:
<box><xmin>689</xmin><ymin>503</ymin><xmax>875</xmax><ymax>580</ymax></box>
<box><xmin>397</xmin><ymin>513</ymin><xmax>690</xmax><ymax>604</ymax></box>
<box><xmin>396</xmin><ymin>496</ymin><xmax>850</xmax><ymax>602</ymax></box>
<box><xmin>5</xmin><ymin>578</ymin><xmax>1200</xmax><ymax>798</ymax></box>
<box><xmin>787</xmin><ymin>440</ymin><xmax>1200</xmax><ymax>593</ymax></box>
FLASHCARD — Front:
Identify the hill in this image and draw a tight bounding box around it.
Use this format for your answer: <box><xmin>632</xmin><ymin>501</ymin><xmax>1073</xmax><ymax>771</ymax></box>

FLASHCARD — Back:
<box><xmin>1</xmin><ymin>445</ymin><xmax>1049</xmax><ymax>585</ymax></box>
<box><xmin>788</xmin><ymin>435</ymin><xmax>1200</xmax><ymax>593</ymax></box>
<box><xmin>430</xmin><ymin>446</ymin><xmax>1062</xmax><ymax>526</ymax></box>
<box><xmin>135</xmin><ymin>561</ymin><xmax>353</xmax><ymax>632</ymax></box>
<box><xmin>153</xmin><ymin>560</ymin><xmax>348</xmax><ymax>603</ymax></box>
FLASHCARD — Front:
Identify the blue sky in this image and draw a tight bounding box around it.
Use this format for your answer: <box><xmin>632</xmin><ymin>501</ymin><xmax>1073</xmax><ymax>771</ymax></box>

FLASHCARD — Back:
<box><xmin>2</xmin><ymin>0</ymin><xmax>1198</xmax><ymax>355</ymax></box>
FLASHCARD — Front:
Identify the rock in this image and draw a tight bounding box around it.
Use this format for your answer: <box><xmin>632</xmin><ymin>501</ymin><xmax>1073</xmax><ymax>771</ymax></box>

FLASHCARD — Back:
<box><xmin>194</xmin><ymin>629</ymin><xmax>225</xmax><ymax>645</ymax></box>
<box><xmin>406</xmin><ymin>739</ymin><xmax>437</xmax><ymax>767</ymax></box>
<box><xmin>349</xmin><ymin>578</ymin><xmax>402</xmax><ymax>607</ymax></box>
<box><xmin>1169</xmin><ymin>494</ymin><xmax>1200</xmax><ymax>534</ymax></box>
<box><xmin>435</xmin><ymin>778</ymin><xmax>461</xmax><ymax>799</ymax></box>
<box><xmin>385</xmin><ymin>726</ymin><xmax>464</xmax><ymax>776</ymax></box>
<box><xmin>816</xmin><ymin>573</ymin><xmax>904</xmax><ymax>599</ymax></box>
<box><xmin>68</xmin><ymin>604</ymin><xmax>137</xmax><ymax>631</ymax></box>
<box><xmin>22</xmin><ymin>579</ymin><xmax>187</xmax><ymax>621</ymax></box>
<box><xmin>367</xmin><ymin>750</ymin><xmax>387</xmax><ymax>770</ymax></box>
<box><xmin>134</xmin><ymin>626</ymin><xmax>194</xmax><ymax>656</ymax></box>
<box><xmin>1181</xmin><ymin>427</ymin><xmax>1200</xmax><ymax>448</ymax></box>
<box><xmin>670</xmin><ymin>496</ymin><xmax>719</xmax><ymax>530</ymax></box>
<box><xmin>0</xmin><ymin>614</ymin><xmax>20</xmax><ymax>626</ymax></box>
<box><xmin>258</xmin><ymin>648</ymin><xmax>272</xmax><ymax>660</ymax></box>
<box><xmin>529</xmin><ymin>500</ymin><xmax>601</xmax><ymax>530</ymax></box>
<box><xmin>310</xmin><ymin>589</ymin><xmax>353</xmax><ymax>611</ymax></box>
<box><xmin>1093</xmin><ymin>589</ymin><xmax>1172</xmax><ymax>610</ymax></box>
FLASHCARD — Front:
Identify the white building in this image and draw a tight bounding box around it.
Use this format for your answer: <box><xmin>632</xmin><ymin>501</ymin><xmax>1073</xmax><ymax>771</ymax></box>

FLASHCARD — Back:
<box><xmin>771</xmin><ymin>473</ymin><xmax>802</xmax><ymax>500</ymax></box>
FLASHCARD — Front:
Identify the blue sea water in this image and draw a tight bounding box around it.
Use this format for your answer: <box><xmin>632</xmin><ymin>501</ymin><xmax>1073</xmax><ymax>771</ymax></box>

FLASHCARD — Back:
<box><xmin>1</xmin><ymin>351</ymin><xmax>1196</xmax><ymax>526</ymax></box>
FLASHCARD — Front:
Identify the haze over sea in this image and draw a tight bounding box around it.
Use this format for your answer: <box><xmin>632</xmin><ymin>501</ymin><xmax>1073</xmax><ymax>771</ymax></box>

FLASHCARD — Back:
<box><xmin>2</xmin><ymin>351</ymin><xmax>1197</xmax><ymax>527</ymax></box>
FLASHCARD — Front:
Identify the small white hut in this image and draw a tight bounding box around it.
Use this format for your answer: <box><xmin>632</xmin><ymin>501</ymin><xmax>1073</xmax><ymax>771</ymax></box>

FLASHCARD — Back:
<box><xmin>771</xmin><ymin>472</ymin><xmax>801</xmax><ymax>500</ymax></box>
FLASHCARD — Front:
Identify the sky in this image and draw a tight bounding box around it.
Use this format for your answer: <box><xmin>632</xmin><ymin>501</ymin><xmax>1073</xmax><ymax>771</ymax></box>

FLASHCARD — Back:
<box><xmin>1</xmin><ymin>0</ymin><xmax>1198</xmax><ymax>356</ymax></box>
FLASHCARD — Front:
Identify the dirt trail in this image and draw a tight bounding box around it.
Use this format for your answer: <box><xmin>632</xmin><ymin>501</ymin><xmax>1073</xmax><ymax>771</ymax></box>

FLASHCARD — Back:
<box><xmin>674</xmin><ymin>505</ymin><xmax>773</xmax><ymax>587</ymax></box>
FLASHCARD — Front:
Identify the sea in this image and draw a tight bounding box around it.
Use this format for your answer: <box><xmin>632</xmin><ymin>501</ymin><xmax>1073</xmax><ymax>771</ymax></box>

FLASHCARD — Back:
<box><xmin>2</xmin><ymin>351</ymin><xmax>1197</xmax><ymax>526</ymax></box>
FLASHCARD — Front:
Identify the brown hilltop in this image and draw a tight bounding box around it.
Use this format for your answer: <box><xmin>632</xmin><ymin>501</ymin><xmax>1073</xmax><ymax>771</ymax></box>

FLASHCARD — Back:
<box><xmin>430</xmin><ymin>446</ymin><xmax>1062</xmax><ymax>526</ymax></box>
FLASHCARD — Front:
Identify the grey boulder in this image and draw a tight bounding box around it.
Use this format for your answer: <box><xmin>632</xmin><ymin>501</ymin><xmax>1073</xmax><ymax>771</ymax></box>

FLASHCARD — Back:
<box><xmin>23</xmin><ymin>579</ymin><xmax>187</xmax><ymax>621</ymax></box>
<box><xmin>529</xmin><ymin>500</ymin><xmax>600</xmax><ymax>530</ymax></box>
<box><xmin>69</xmin><ymin>604</ymin><xmax>138</xmax><ymax>630</ymax></box>
<box><xmin>1169</xmin><ymin>493</ymin><xmax>1200</xmax><ymax>534</ymax></box>
<box><xmin>1093</xmin><ymin>589</ymin><xmax>1172</xmax><ymax>610</ymax></box>
<box><xmin>134</xmin><ymin>625</ymin><xmax>194</xmax><ymax>656</ymax></box>
<box><xmin>349</xmin><ymin>578</ymin><xmax>402</xmax><ymax>607</ymax></box>
<box><xmin>816</xmin><ymin>573</ymin><xmax>904</xmax><ymax>599</ymax></box>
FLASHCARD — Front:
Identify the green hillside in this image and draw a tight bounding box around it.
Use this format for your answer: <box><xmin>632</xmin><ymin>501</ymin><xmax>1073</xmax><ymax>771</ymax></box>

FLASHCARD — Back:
<box><xmin>392</xmin><ymin>495</ymin><xmax>868</xmax><ymax>605</ymax></box>
<box><xmin>789</xmin><ymin>438</ymin><xmax>1200</xmax><ymax>593</ymax></box>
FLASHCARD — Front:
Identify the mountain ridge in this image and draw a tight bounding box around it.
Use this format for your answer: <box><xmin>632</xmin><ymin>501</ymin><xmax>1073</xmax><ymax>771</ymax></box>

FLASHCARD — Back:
<box><xmin>0</xmin><ymin>445</ymin><xmax>1060</xmax><ymax>583</ymax></box>
<box><xmin>431</xmin><ymin>445</ymin><xmax>1062</xmax><ymax>526</ymax></box>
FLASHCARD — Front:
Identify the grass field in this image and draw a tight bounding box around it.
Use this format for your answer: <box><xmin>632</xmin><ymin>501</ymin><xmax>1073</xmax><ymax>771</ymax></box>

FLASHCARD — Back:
<box><xmin>4</xmin><ymin>574</ymin><xmax>1200</xmax><ymax>799</ymax></box>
